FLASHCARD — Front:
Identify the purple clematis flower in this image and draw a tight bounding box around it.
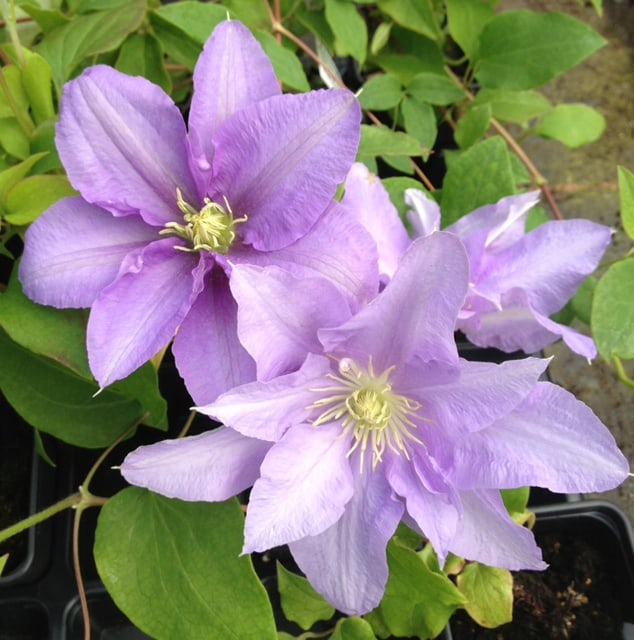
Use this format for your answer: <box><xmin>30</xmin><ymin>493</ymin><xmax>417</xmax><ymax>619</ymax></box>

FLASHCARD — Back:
<box><xmin>18</xmin><ymin>20</ymin><xmax>369</xmax><ymax>401</ymax></box>
<box><xmin>406</xmin><ymin>189</ymin><xmax>612</xmax><ymax>359</ymax></box>
<box><xmin>121</xmin><ymin>231</ymin><xmax>628</xmax><ymax>615</ymax></box>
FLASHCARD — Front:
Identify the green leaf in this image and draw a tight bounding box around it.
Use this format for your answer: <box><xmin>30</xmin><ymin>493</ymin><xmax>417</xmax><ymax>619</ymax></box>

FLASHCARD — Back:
<box><xmin>370</xmin><ymin>21</ymin><xmax>392</xmax><ymax>56</ymax></box>
<box><xmin>367</xmin><ymin>539</ymin><xmax>466</xmax><ymax>639</ymax></box>
<box><xmin>21</xmin><ymin>53</ymin><xmax>56</xmax><ymax>124</ymax></box>
<box><xmin>116</xmin><ymin>33</ymin><xmax>172</xmax><ymax>94</ymax></box>
<box><xmin>358</xmin><ymin>73</ymin><xmax>403</xmax><ymax>111</ymax></box>
<box><xmin>358</xmin><ymin>124</ymin><xmax>424</xmax><ymax>158</ymax></box>
<box><xmin>377</xmin><ymin>0</ymin><xmax>440</xmax><ymax>40</ymax></box>
<box><xmin>152</xmin><ymin>1</ymin><xmax>228</xmax><ymax>46</ymax></box>
<box><xmin>592</xmin><ymin>259</ymin><xmax>634</xmax><ymax>360</ymax></box>
<box><xmin>475</xmin><ymin>11</ymin><xmax>607</xmax><ymax>90</ymax></box>
<box><xmin>472</xmin><ymin>88</ymin><xmax>551</xmax><ymax>125</ymax></box>
<box><xmin>325</xmin><ymin>0</ymin><xmax>368</xmax><ymax>64</ymax></box>
<box><xmin>20</xmin><ymin>4</ymin><xmax>70</xmax><ymax>33</ymax></box>
<box><xmin>401</xmin><ymin>96</ymin><xmax>437</xmax><ymax>156</ymax></box>
<box><xmin>457</xmin><ymin>563</ymin><xmax>513</xmax><ymax>628</ymax></box>
<box><xmin>407</xmin><ymin>72</ymin><xmax>465</xmax><ymax>106</ymax></box>
<box><xmin>221</xmin><ymin>0</ymin><xmax>270</xmax><ymax>30</ymax></box>
<box><xmin>0</xmin><ymin>553</ymin><xmax>8</xmax><ymax>575</ymax></box>
<box><xmin>331</xmin><ymin>617</ymin><xmax>377</xmax><ymax>640</ymax></box>
<box><xmin>0</xmin><ymin>328</ymin><xmax>152</xmax><ymax>447</ymax></box>
<box><xmin>570</xmin><ymin>276</ymin><xmax>597</xmax><ymax>326</ymax></box>
<box><xmin>617</xmin><ymin>166</ymin><xmax>634</xmax><ymax>240</ymax></box>
<box><xmin>0</xmin><ymin>65</ymin><xmax>29</xmax><ymax>120</ymax></box>
<box><xmin>501</xmin><ymin>487</ymin><xmax>530</xmax><ymax>516</ymax></box>
<box><xmin>29</xmin><ymin>120</ymin><xmax>63</xmax><ymax>173</ymax></box>
<box><xmin>381</xmin><ymin>154</ymin><xmax>414</xmax><ymax>175</ymax></box>
<box><xmin>0</xmin><ymin>152</ymin><xmax>48</xmax><ymax>206</ymax></box>
<box><xmin>277</xmin><ymin>563</ymin><xmax>335</xmax><ymax>630</ymax></box>
<box><xmin>446</xmin><ymin>0</ymin><xmax>494</xmax><ymax>59</ymax></box>
<box><xmin>0</xmin><ymin>118</ymin><xmax>30</xmax><ymax>159</ymax></box>
<box><xmin>534</xmin><ymin>104</ymin><xmax>606</xmax><ymax>148</ymax></box>
<box><xmin>454</xmin><ymin>103</ymin><xmax>491</xmax><ymax>149</ymax></box>
<box><xmin>253</xmin><ymin>31</ymin><xmax>310</xmax><ymax>93</ymax></box>
<box><xmin>525</xmin><ymin>204</ymin><xmax>549</xmax><ymax>231</ymax></box>
<box><xmin>95</xmin><ymin>489</ymin><xmax>277</xmax><ymax>640</ymax></box>
<box><xmin>382</xmin><ymin>176</ymin><xmax>427</xmax><ymax>218</ymax></box>
<box><xmin>36</xmin><ymin>0</ymin><xmax>147</xmax><ymax>90</ymax></box>
<box><xmin>440</xmin><ymin>136</ymin><xmax>515</xmax><ymax>225</ymax></box>
<box><xmin>4</xmin><ymin>175</ymin><xmax>77</xmax><ymax>225</ymax></box>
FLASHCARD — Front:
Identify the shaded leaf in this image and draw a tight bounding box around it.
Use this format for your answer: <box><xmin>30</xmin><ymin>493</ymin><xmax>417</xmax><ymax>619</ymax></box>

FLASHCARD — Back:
<box><xmin>407</xmin><ymin>72</ymin><xmax>465</xmax><ymax>106</ymax></box>
<box><xmin>377</xmin><ymin>0</ymin><xmax>439</xmax><ymax>40</ymax></box>
<box><xmin>325</xmin><ymin>0</ymin><xmax>368</xmax><ymax>63</ymax></box>
<box><xmin>446</xmin><ymin>0</ymin><xmax>494</xmax><ymax>59</ymax></box>
<box><xmin>440</xmin><ymin>136</ymin><xmax>515</xmax><ymax>225</ymax></box>
<box><xmin>116</xmin><ymin>33</ymin><xmax>172</xmax><ymax>94</ymax></box>
<box><xmin>472</xmin><ymin>88</ymin><xmax>551</xmax><ymax>126</ymax></box>
<box><xmin>331</xmin><ymin>617</ymin><xmax>377</xmax><ymax>639</ymax></box>
<box><xmin>455</xmin><ymin>103</ymin><xmax>491</xmax><ymax>149</ymax></box>
<box><xmin>0</xmin><ymin>328</ymin><xmax>160</xmax><ymax>447</ymax></box>
<box><xmin>254</xmin><ymin>31</ymin><xmax>310</xmax><ymax>92</ymax></box>
<box><xmin>401</xmin><ymin>96</ymin><xmax>437</xmax><ymax>156</ymax></box>
<box><xmin>358</xmin><ymin>73</ymin><xmax>403</xmax><ymax>110</ymax></box>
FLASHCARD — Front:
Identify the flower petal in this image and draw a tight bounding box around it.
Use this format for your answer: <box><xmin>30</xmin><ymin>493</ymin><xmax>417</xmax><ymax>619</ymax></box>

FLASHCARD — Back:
<box><xmin>385</xmin><ymin>452</ymin><xmax>459</xmax><ymax>565</ymax></box>
<box><xmin>120</xmin><ymin>426</ymin><xmax>271</xmax><ymax>501</ymax></box>
<box><xmin>319</xmin><ymin>232</ymin><xmax>468</xmax><ymax>370</ymax></box>
<box><xmin>198</xmin><ymin>353</ymin><xmax>331</xmax><ymax>441</ymax></box>
<box><xmin>56</xmin><ymin>65</ymin><xmax>197</xmax><ymax>226</ymax></box>
<box><xmin>531</xmin><ymin>308</ymin><xmax>597</xmax><ymax>359</ymax></box>
<box><xmin>243</xmin><ymin>421</ymin><xmax>355</xmax><ymax>552</ymax></box>
<box><xmin>405</xmin><ymin>188</ymin><xmax>441</xmax><ymax>237</ymax></box>
<box><xmin>211</xmin><ymin>89</ymin><xmax>361</xmax><ymax>250</ymax></box>
<box><xmin>19</xmin><ymin>197</ymin><xmax>154</xmax><ymax>308</ymax></box>
<box><xmin>449</xmin><ymin>489</ymin><xmax>546</xmax><ymax>570</ymax></box>
<box><xmin>173</xmin><ymin>267</ymin><xmax>256</xmax><ymax>405</ymax></box>
<box><xmin>341</xmin><ymin>163</ymin><xmax>410</xmax><ymax>281</ymax></box>
<box><xmin>289</xmin><ymin>464</ymin><xmax>404</xmax><ymax>615</ymax></box>
<box><xmin>230</xmin><ymin>264</ymin><xmax>352</xmax><ymax>380</ymax></box>
<box><xmin>450</xmin><ymin>381</ymin><xmax>629</xmax><ymax>493</ymax></box>
<box><xmin>227</xmin><ymin>201</ymin><xmax>379</xmax><ymax>311</ymax></box>
<box><xmin>410</xmin><ymin>356</ymin><xmax>549</xmax><ymax>435</ymax></box>
<box><xmin>189</xmin><ymin>20</ymin><xmax>280</xmax><ymax>172</ymax></box>
<box><xmin>484</xmin><ymin>219</ymin><xmax>611</xmax><ymax>314</ymax></box>
<box><xmin>87</xmin><ymin>239</ymin><xmax>202</xmax><ymax>388</ymax></box>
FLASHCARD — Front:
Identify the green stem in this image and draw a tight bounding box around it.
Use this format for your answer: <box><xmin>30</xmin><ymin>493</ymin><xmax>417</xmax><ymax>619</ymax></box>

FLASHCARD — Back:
<box><xmin>0</xmin><ymin>492</ymin><xmax>81</xmax><ymax>544</ymax></box>
<box><xmin>613</xmin><ymin>356</ymin><xmax>634</xmax><ymax>389</ymax></box>
<box><xmin>0</xmin><ymin>0</ymin><xmax>24</xmax><ymax>67</ymax></box>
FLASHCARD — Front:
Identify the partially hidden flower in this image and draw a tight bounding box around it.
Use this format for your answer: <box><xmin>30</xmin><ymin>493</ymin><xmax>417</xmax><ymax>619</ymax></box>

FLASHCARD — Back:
<box><xmin>18</xmin><ymin>20</ymin><xmax>370</xmax><ymax>402</ymax></box>
<box><xmin>120</xmin><ymin>231</ymin><xmax>628</xmax><ymax>615</ymax></box>
<box><xmin>406</xmin><ymin>189</ymin><xmax>612</xmax><ymax>359</ymax></box>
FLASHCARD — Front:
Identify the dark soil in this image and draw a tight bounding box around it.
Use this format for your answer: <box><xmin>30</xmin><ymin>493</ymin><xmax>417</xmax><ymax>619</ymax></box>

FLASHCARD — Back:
<box><xmin>0</xmin><ymin>395</ymin><xmax>32</xmax><ymax>573</ymax></box>
<box><xmin>450</xmin><ymin>530</ymin><xmax>627</xmax><ymax>639</ymax></box>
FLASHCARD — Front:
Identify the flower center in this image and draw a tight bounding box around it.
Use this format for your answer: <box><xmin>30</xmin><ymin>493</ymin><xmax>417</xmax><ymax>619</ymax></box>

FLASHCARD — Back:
<box><xmin>160</xmin><ymin>188</ymin><xmax>247</xmax><ymax>254</ymax></box>
<box><xmin>309</xmin><ymin>357</ymin><xmax>424</xmax><ymax>471</ymax></box>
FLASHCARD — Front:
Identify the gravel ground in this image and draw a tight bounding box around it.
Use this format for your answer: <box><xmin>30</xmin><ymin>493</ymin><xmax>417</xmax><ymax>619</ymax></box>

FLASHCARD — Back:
<box><xmin>505</xmin><ymin>0</ymin><xmax>634</xmax><ymax>522</ymax></box>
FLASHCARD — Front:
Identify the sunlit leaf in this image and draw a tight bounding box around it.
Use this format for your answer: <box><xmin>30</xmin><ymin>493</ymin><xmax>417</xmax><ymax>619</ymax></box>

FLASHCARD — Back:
<box><xmin>475</xmin><ymin>11</ymin><xmax>606</xmax><ymax>90</ymax></box>
<box><xmin>95</xmin><ymin>489</ymin><xmax>277</xmax><ymax>639</ymax></box>
<box><xmin>534</xmin><ymin>104</ymin><xmax>606</xmax><ymax>148</ymax></box>
<box><xmin>617</xmin><ymin>166</ymin><xmax>634</xmax><ymax>240</ymax></box>
<box><xmin>592</xmin><ymin>259</ymin><xmax>634</xmax><ymax>360</ymax></box>
<box><xmin>457</xmin><ymin>563</ymin><xmax>513</xmax><ymax>628</ymax></box>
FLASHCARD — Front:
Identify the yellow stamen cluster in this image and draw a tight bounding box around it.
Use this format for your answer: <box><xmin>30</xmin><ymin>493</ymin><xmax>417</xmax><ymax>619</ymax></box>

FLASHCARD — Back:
<box><xmin>160</xmin><ymin>188</ymin><xmax>247</xmax><ymax>254</ymax></box>
<box><xmin>309</xmin><ymin>358</ymin><xmax>425</xmax><ymax>471</ymax></box>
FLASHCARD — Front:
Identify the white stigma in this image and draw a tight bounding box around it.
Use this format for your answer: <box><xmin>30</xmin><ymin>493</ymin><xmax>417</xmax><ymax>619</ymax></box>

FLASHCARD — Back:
<box><xmin>309</xmin><ymin>357</ymin><xmax>425</xmax><ymax>471</ymax></box>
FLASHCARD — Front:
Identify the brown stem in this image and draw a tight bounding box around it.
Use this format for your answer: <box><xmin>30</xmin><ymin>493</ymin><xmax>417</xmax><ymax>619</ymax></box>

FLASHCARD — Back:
<box><xmin>73</xmin><ymin>506</ymin><xmax>91</xmax><ymax>640</ymax></box>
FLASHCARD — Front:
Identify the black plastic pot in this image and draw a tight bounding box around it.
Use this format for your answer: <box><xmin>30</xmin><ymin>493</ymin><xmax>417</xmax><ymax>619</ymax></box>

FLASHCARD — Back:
<box><xmin>446</xmin><ymin>501</ymin><xmax>634</xmax><ymax>640</ymax></box>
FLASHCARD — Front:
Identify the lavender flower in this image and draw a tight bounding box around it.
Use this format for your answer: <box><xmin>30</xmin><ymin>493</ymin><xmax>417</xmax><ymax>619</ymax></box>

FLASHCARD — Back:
<box><xmin>121</xmin><ymin>232</ymin><xmax>628</xmax><ymax>615</ymax></box>
<box><xmin>406</xmin><ymin>189</ymin><xmax>612</xmax><ymax>358</ymax></box>
<box><xmin>19</xmin><ymin>20</ymin><xmax>370</xmax><ymax>401</ymax></box>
